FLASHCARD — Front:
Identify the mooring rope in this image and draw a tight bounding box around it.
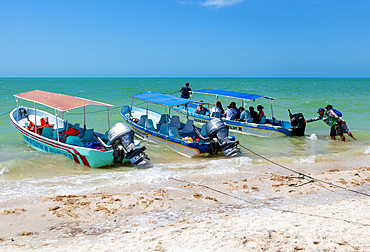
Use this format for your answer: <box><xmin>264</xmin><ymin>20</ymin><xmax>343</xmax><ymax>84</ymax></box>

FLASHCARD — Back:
<box><xmin>239</xmin><ymin>144</ymin><xmax>370</xmax><ymax>198</ymax></box>
<box><xmin>169</xmin><ymin>177</ymin><xmax>370</xmax><ymax>227</ymax></box>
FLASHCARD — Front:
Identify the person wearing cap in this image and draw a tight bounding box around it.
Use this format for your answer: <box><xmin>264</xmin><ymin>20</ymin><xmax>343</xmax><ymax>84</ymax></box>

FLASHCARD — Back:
<box><xmin>224</xmin><ymin>103</ymin><xmax>238</xmax><ymax>120</ymax></box>
<box><xmin>257</xmin><ymin>105</ymin><xmax>265</xmax><ymax>123</ymax></box>
<box><xmin>249</xmin><ymin>106</ymin><xmax>259</xmax><ymax>123</ymax></box>
<box><xmin>305</xmin><ymin>107</ymin><xmax>345</xmax><ymax>141</ymax></box>
<box><xmin>179</xmin><ymin>82</ymin><xmax>191</xmax><ymax>99</ymax></box>
<box><xmin>325</xmin><ymin>105</ymin><xmax>355</xmax><ymax>140</ymax></box>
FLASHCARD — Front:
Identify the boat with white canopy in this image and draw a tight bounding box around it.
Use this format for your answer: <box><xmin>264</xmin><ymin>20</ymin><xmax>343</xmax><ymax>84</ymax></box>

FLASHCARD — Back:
<box><xmin>10</xmin><ymin>90</ymin><xmax>148</xmax><ymax>167</ymax></box>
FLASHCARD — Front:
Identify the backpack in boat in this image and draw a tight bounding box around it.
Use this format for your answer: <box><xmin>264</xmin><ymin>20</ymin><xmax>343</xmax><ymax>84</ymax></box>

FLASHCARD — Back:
<box><xmin>332</xmin><ymin>109</ymin><xmax>342</xmax><ymax>117</ymax></box>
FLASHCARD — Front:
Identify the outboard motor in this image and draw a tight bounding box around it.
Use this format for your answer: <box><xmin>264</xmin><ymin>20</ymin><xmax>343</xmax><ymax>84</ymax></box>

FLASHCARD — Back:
<box><xmin>108</xmin><ymin>123</ymin><xmax>147</xmax><ymax>165</ymax></box>
<box><xmin>288</xmin><ymin>109</ymin><xmax>306</xmax><ymax>136</ymax></box>
<box><xmin>205</xmin><ymin>118</ymin><xmax>240</xmax><ymax>157</ymax></box>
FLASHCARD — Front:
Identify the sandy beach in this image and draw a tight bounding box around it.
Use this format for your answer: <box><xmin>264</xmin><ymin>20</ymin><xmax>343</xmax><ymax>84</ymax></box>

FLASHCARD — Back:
<box><xmin>1</xmin><ymin>160</ymin><xmax>370</xmax><ymax>251</ymax></box>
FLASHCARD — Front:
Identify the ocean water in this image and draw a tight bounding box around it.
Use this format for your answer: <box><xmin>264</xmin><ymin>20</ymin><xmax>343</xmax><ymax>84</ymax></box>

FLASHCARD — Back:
<box><xmin>1</xmin><ymin>78</ymin><xmax>370</xmax><ymax>205</ymax></box>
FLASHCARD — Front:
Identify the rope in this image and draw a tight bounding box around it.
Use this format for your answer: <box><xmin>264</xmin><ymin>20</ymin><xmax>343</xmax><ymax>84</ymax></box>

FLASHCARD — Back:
<box><xmin>170</xmin><ymin>177</ymin><xmax>370</xmax><ymax>227</ymax></box>
<box><xmin>0</xmin><ymin>110</ymin><xmax>11</xmax><ymax>117</ymax></box>
<box><xmin>239</xmin><ymin>144</ymin><xmax>370</xmax><ymax>198</ymax></box>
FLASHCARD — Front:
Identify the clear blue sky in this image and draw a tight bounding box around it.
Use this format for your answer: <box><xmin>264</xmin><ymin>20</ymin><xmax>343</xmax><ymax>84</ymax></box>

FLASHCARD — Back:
<box><xmin>1</xmin><ymin>0</ymin><xmax>369</xmax><ymax>77</ymax></box>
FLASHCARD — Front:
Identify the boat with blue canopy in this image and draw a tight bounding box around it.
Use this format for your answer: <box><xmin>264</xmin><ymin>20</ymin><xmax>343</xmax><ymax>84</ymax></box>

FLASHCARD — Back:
<box><xmin>120</xmin><ymin>91</ymin><xmax>241</xmax><ymax>157</ymax></box>
<box><xmin>10</xmin><ymin>90</ymin><xmax>148</xmax><ymax>167</ymax></box>
<box><xmin>172</xmin><ymin>89</ymin><xmax>306</xmax><ymax>137</ymax></box>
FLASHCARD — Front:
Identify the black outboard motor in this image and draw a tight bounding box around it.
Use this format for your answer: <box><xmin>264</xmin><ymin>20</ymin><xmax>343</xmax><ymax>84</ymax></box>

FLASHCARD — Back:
<box><xmin>288</xmin><ymin>109</ymin><xmax>306</xmax><ymax>136</ymax></box>
<box><xmin>205</xmin><ymin>118</ymin><xmax>240</xmax><ymax>157</ymax></box>
<box><xmin>108</xmin><ymin>123</ymin><xmax>147</xmax><ymax>165</ymax></box>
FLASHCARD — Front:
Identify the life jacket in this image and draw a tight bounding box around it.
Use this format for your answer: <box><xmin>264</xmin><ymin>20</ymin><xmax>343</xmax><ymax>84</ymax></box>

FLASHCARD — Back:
<box><xmin>27</xmin><ymin>121</ymin><xmax>36</xmax><ymax>132</ymax></box>
<box><xmin>40</xmin><ymin>117</ymin><xmax>49</xmax><ymax>127</ymax></box>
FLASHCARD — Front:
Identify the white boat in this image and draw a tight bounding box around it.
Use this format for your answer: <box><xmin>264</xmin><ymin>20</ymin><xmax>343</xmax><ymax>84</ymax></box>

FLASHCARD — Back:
<box><xmin>10</xmin><ymin>90</ymin><xmax>147</xmax><ymax>167</ymax></box>
<box><xmin>172</xmin><ymin>89</ymin><xmax>306</xmax><ymax>137</ymax></box>
<box><xmin>121</xmin><ymin>91</ymin><xmax>241</xmax><ymax>158</ymax></box>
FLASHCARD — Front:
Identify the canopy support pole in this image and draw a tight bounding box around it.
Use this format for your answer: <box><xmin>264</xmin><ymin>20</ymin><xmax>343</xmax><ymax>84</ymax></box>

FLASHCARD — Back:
<box><xmin>83</xmin><ymin>106</ymin><xmax>86</xmax><ymax>132</ymax></box>
<box><xmin>16</xmin><ymin>98</ymin><xmax>19</xmax><ymax>122</ymax></box>
<box><xmin>130</xmin><ymin>97</ymin><xmax>134</xmax><ymax>118</ymax></box>
<box><xmin>55</xmin><ymin>109</ymin><xmax>59</xmax><ymax>142</ymax></box>
<box><xmin>146</xmin><ymin>102</ymin><xmax>149</xmax><ymax>128</ymax></box>
<box><xmin>107</xmin><ymin>107</ymin><xmax>111</xmax><ymax>130</ymax></box>
<box><xmin>270</xmin><ymin>100</ymin><xmax>274</xmax><ymax>123</ymax></box>
<box><xmin>165</xmin><ymin>106</ymin><xmax>169</xmax><ymax>135</ymax></box>
<box><xmin>34</xmin><ymin>102</ymin><xmax>37</xmax><ymax>133</ymax></box>
<box><xmin>186</xmin><ymin>103</ymin><xmax>189</xmax><ymax>120</ymax></box>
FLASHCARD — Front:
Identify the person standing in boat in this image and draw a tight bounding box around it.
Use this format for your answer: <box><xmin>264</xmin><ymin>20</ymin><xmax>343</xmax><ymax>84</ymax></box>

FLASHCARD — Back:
<box><xmin>305</xmin><ymin>107</ymin><xmax>346</xmax><ymax>141</ymax></box>
<box><xmin>179</xmin><ymin>82</ymin><xmax>192</xmax><ymax>99</ymax></box>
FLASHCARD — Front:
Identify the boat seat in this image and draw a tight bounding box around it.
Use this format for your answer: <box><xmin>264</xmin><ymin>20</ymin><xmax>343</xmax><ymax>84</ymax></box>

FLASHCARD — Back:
<box><xmin>179</xmin><ymin>120</ymin><xmax>195</xmax><ymax>136</ymax></box>
<box><xmin>159</xmin><ymin>123</ymin><xmax>169</xmax><ymax>135</ymax></box>
<box><xmin>260</xmin><ymin>116</ymin><xmax>266</xmax><ymax>124</ymax></box>
<box><xmin>82</xmin><ymin>128</ymin><xmax>95</xmax><ymax>142</ymax></box>
<box><xmin>102</xmin><ymin>131</ymin><xmax>109</xmax><ymax>141</ymax></box>
<box><xmin>156</xmin><ymin>114</ymin><xmax>170</xmax><ymax>130</ymax></box>
<box><xmin>146</xmin><ymin>119</ymin><xmax>156</xmax><ymax>131</ymax></box>
<box><xmin>66</xmin><ymin>136</ymin><xmax>84</xmax><ymax>147</ymax></box>
<box><xmin>73</xmin><ymin>123</ymin><xmax>80</xmax><ymax>130</ymax></box>
<box><xmin>169</xmin><ymin>116</ymin><xmax>181</xmax><ymax>129</ymax></box>
<box><xmin>138</xmin><ymin>115</ymin><xmax>148</xmax><ymax>127</ymax></box>
<box><xmin>198</xmin><ymin>110</ymin><xmax>207</xmax><ymax>115</ymax></box>
<box><xmin>211</xmin><ymin>112</ymin><xmax>220</xmax><ymax>118</ymax></box>
<box><xmin>169</xmin><ymin>127</ymin><xmax>180</xmax><ymax>138</ymax></box>
<box><xmin>199</xmin><ymin>124</ymin><xmax>208</xmax><ymax>143</ymax></box>
<box><xmin>41</xmin><ymin>127</ymin><xmax>53</xmax><ymax>139</ymax></box>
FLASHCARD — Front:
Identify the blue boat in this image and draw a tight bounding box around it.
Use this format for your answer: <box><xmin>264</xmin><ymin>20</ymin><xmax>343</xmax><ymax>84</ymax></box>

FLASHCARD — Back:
<box><xmin>10</xmin><ymin>90</ymin><xmax>148</xmax><ymax>167</ymax></box>
<box><xmin>121</xmin><ymin>91</ymin><xmax>241</xmax><ymax>157</ymax></box>
<box><xmin>172</xmin><ymin>89</ymin><xmax>306</xmax><ymax>137</ymax></box>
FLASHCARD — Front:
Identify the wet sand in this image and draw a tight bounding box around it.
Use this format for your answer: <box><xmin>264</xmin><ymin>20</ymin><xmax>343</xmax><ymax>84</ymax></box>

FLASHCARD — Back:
<box><xmin>1</xmin><ymin>159</ymin><xmax>370</xmax><ymax>251</ymax></box>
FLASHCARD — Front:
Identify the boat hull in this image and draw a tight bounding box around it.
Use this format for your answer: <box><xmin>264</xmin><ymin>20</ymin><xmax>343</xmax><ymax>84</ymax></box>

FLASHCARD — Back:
<box><xmin>10</xmin><ymin>108</ymin><xmax>133</xmax><ymax>168</ymax></box>
<box><xmin>172</xmin><ymin>107</ymin><xmax>292</xmax><ymax>137</ymax></box>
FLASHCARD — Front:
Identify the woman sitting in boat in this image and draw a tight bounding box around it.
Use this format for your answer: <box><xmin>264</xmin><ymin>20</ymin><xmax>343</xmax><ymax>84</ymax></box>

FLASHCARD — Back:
<box><xmin>207</xmin><ymin>101</ymin><xmax>224</xmax><ymax>118</ymax></box>
<box><xmin>257</xmin><ymin>105</ymin><xmax>265</xmax><ymax>123</ymax></box>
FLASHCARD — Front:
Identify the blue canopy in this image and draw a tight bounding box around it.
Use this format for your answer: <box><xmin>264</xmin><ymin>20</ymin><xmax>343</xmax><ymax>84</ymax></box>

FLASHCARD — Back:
<box><xmin>192</xmin><ymin>89</ymin><xmax>275</xmax><ymax>101</ymax></box>
<box><xmin>130</xmin><ymin>91</ymin><xmax>209</xmax><ymax>107</ymax></box>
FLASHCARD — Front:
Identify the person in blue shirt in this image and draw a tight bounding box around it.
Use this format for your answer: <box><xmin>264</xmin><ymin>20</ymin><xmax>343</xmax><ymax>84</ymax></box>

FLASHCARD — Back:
<box><xmin>235</xmin><ymin>107</ymin><xmax>251</xmax><ymax>122</ymax></box>
<box><xmin>179</xmin><ymin>82</ymin><xmax>191</xmax><ymax>99</ymax></box>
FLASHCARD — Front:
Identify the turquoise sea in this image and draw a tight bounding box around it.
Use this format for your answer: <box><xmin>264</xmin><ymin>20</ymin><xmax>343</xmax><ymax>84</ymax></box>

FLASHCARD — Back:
<box><xmin>1</xmin><ymin>78</ymin><xmax>370</xmax><ymax>207</ymax></box>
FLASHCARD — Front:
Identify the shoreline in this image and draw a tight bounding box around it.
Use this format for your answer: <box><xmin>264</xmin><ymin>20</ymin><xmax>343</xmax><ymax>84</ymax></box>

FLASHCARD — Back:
<box><xmin>1</xmin><ymin>161</ymin><xmax>370</xmax><ymax>251</ymax></box>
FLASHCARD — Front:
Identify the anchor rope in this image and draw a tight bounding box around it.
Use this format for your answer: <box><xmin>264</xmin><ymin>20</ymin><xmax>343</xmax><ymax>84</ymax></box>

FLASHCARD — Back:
<box><xmin>238</xmin><ymin>144</ymin><xmax>370</xmax><ymax>198</ymax></box>
<box><xmin>169</xmin><ymin>177</ymin><xmax>370</xmax><ymax>227</ymax></box>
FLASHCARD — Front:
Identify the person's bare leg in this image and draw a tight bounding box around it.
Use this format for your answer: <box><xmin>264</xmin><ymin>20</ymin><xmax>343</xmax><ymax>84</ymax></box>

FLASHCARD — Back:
<box><xmin>340</xmin><ymin>134</ymin><xmax>345</xmax><ymax>142</ymax></box>
<box><xmin>347</xmin><ymin>132</ymin><xmax>356</xmax><ymax>140</ymax></box>
<box><xmin>331</xmin><ymin>136</ymin><xmax>336</xmax><ymax>140</ymax></box>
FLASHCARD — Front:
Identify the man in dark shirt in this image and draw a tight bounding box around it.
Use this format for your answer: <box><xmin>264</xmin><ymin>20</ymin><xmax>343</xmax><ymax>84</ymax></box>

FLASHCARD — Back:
<box><xmin>179</xmin><ymin>82</ymin><xmax>191</xmax><ymax>99</ymax></box>
<box><xmin>249</xmin><ymin>106</ymin><xmax>259</xmax><ymax>123</ymax></box>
